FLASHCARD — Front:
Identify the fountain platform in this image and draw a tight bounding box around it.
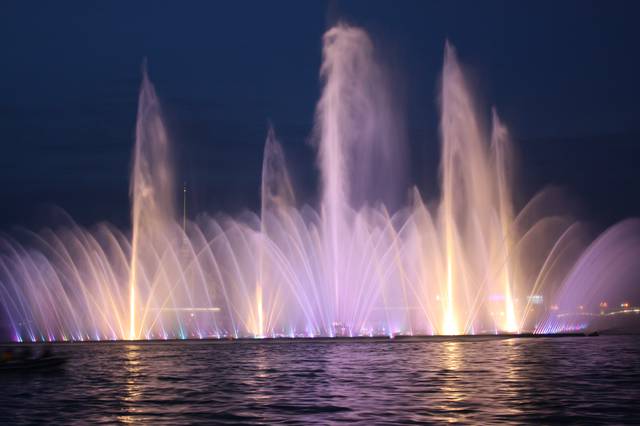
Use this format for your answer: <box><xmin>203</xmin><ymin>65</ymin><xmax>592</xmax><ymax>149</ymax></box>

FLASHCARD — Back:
<box><xmin>1</xmin><ymin>332</ymin><xmax>596</xmax><ymax>346</ymax></box>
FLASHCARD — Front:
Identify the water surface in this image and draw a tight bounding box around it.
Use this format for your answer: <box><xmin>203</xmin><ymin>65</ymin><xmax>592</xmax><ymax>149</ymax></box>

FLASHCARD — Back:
<box><xmin>1</xmin><ymin>335</ymin><xmax>639</xmax><ymax>424</ymax></box>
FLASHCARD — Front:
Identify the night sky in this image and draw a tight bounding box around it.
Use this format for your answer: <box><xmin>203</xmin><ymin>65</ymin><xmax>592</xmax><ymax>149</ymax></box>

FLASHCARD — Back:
<box><xmin>1</xmin><ymin>1</ymin><xmax>639</xmax><ymax>231</ymax></box>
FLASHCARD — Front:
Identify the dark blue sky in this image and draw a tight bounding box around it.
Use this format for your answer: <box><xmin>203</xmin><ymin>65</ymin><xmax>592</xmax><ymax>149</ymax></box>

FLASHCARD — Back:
<box><xmin>1</xmin><ymin>1</ymin><xmax>639</xmax><ymax>229</ymax></box>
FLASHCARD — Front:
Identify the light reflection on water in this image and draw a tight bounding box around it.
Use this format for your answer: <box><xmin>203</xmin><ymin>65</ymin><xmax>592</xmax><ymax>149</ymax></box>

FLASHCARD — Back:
<box><xmin>0</xmin><ymin>336</ymin><xmax>638</xmax><ymax>424</ymax></box>
<box><xmin>120</xmin><ymin>344</ymin><xmax>142</xmax><ymax>424</ymax></box>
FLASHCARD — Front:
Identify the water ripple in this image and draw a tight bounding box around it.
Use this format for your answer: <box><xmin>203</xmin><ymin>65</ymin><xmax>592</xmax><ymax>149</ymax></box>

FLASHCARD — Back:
<box><xmin>0</xmin><ymin>336</ymin><xmax>639</xmax><ymax>424</ymax></box>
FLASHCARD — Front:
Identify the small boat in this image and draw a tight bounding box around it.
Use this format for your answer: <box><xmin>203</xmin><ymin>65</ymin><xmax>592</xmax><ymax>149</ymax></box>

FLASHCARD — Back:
<box><xmin>0</xmin><ymin>348</ymin><xmax>67</xmax><ymax>372</ymax></box>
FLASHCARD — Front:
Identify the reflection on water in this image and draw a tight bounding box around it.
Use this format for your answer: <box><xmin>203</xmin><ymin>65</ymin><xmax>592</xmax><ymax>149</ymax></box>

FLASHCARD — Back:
<box><xmin>0</xmin><ymin>336</ymin><xmax>638</xmax><ymax>424</ymax></box>
<box><xmin>120</xmin><ymin>345</ymin><xmax>142</xmax><ymax>424</ymax></box>
<box><xmin>439</xmin><ymin>342</ymin><xmax>465</xmax><ymax>418</ymax></box>
<box><xmin>502</xmin><ymin>339</ymin><xmax>525</xmax><ymax>419</ymax></box>
<box><xmin>244</xmin><ymin>346</ymin><xmax>274</xmax><ymax>405</ymax></box>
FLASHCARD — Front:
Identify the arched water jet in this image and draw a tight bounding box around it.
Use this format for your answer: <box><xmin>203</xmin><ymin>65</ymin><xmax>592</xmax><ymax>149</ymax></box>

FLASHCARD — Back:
<box><xmin>0</xmin><ymin>24</ymin><xmax>637</xmax><ymax>342</ymax></box>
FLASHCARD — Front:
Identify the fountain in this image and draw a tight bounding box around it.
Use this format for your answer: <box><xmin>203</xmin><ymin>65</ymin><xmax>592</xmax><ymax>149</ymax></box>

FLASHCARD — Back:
<box><xmin>1</xmin><ymin>24</ymin><xmax>639</xmax><ymax>342</ymax></box>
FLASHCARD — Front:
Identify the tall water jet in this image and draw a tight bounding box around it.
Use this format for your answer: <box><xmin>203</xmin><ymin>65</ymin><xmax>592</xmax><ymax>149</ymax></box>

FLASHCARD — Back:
<box><xmin>257</xmin><ymin>125</ymin><xmax>295</xmax><ymax>337</ymax></box>
<box><xmin>490</xmin><ymin>110</ymin><xmax>518</xmax><ymax>332</ymax></box>
<box><xmin>438</xmin><ymin>42</ymin><xmax>521</xmax><ymax>334</ymax></box>
<box><xmin>128</xmin><ymin>65</ymin><xmax>175</xmax><ymax>339</ymax></box>
<box><xmin>439</xmin><ymin>42</ymin><xmax>489</xmax><ymax>334</ymax></box>
<box><xmin>314</xmin><ymin>24</ymin><xmax>405</xmax><ymax>330</ymax></box>
<box><xmin>0</xmin><ymin>23</ymin><xmax>638</xmax><ymax>343</ymax></box>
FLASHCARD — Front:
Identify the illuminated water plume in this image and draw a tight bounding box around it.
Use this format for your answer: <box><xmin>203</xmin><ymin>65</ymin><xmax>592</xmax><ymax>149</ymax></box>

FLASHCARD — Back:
<box><xmin>1</xmin><ymin>24</ymin><xmax>639</xmax><ymax>342</ymax></box>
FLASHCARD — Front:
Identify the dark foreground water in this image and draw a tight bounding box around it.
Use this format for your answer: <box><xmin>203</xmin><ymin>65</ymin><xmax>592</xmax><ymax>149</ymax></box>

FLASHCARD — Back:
<box><xmin>1</xmin><ymin>335</ymin><xmax>639</xmax><ymax>424</ymax></box>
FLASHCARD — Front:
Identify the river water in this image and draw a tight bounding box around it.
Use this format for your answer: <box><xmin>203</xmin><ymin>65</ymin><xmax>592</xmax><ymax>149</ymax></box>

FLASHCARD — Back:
<box><xmin>1</xmin><ymin>335</ymin><xmax>639</xmax><ymax>424</ymax></box>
